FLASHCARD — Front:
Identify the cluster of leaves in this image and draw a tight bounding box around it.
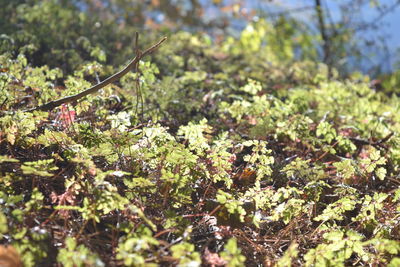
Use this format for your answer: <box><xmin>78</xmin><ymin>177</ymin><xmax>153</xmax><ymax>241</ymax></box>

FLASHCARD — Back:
<box><xmin>1</xmin><ymin>16</ymin><xmax>400</xmax><ymax>267</ymax></box>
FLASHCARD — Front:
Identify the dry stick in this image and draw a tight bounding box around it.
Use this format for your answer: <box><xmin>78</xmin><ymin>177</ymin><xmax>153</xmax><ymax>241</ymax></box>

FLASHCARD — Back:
<box><xmin>26</xmin><ymin>36</ymin><xmax>167</xmax><ymax>112</ymax></box>
<box><xmin>349</xmin><ymin>131</ymin><xmax>394</xmax><ymax>148</ymax></box>
<box><xmin>315</xmin><ymin>0</ymin><xmax>331</xmax><ymax>78</ymax></box>
<box><xmin>133</xmin><ymin>33</ymin><xmax>143</xmax><ymax>118</ymax></box>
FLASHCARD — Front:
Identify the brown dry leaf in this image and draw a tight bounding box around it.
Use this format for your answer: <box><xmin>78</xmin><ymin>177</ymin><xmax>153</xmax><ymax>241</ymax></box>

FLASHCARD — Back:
<box><xmin>50</xmin><ymin>191</ymin><xmax>58</xmax><ymax>204</ymax></box>
<box><xmin>0</xmin><ymin>245</ymin><xmax>22</xmax><ymax>267</ymax></box>
<box><xmin>151</xmin><ymin>0</ymin><xmax>160</xmax><ymax>7</ymax></box>
<box><xmin>234</xmin><ymin>167</ymin><xmax>257</xmax><ymax>186</ymax></box>
<box><xmin>202</xmin><ymin>247</ymin><xmax>226</xmax><ymax>267</ymax></box>
<box><xmin>246</xmin><ymin>115</ymin><xmax>257</xmax><ymax>125</ymax></box>
<box><xmin>50</xmin><ymin>189</ymin><xmax>77</xmax><ymax>219</ymax></box>
<box><xmin>212</xmin><ymin>52</ymin><xmax>228</xmax><ymax>61</ymax></box>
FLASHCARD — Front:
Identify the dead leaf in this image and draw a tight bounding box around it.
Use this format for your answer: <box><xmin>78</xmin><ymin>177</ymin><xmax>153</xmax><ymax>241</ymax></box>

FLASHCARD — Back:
<box><xmin>151</xmin><ymin>0</ymin><xmax>160</xmax><ymax>7</ymax></box>
<box><xmin>0</xmin><ymin>245</ymin><xmax>22</xmax><ymax>267</ymax></box>
<box><xmin>202</xmin><ymin>247</ymin><xmax>226</xmax><ymax>267</ymax></box>
<box><xmin>212</xmin><ymin>52</ymin><xmax>228</xmax><ymax>61</ymax></box>
<box><xmin>54</xmin><ymin>104</ymin><xmax>76</xmax><ymax>128</ymax></box>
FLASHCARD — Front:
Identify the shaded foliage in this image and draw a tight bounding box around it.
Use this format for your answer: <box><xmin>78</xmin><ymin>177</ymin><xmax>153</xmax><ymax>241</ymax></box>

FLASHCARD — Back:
<box><xmin>1</xmin><ymin>1</ymin><xmax>400</xmax><ymax>267</ymax></box>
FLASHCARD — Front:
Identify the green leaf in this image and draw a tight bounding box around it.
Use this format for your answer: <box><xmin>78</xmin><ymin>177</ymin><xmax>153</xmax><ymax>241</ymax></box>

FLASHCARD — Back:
<box><xmin>220</xmin><ymin>238</ymin><xmax>246</xmax><ymax>267</ymax></box>
<box><xmin>21</xmin><ymin>159</ymin><xmax>58</xmax><ymax>177</ymax></box>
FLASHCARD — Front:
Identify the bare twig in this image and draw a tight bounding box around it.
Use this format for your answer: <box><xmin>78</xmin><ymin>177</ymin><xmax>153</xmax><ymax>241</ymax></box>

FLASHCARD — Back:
<box><xmin>25</xmin><ymin>35</ymin><xmax>167</xmax><ymax>112</ymax></box>
<box><xmin>353</xmin><ymin>1</ymin><xmax>400</xmax><ymax>32</ymax></box>
<box><xmin>349</xmin><ymin>131</ymin><xmax>394</xmax><ymax>149</ymax></box>
<box><xmin>315</xmin><ymin>0</ymin><xmax>332</xmax><ymax>78</ymax></box>
<box><xmin>134</xmin><ymin>32</ymin><xmax>139</xmax><ymax>54</ymax></box>
<box><xmin>133</xmin><ymin>32</ymin><xmax>144</xmax><ymax>118</ymax></box>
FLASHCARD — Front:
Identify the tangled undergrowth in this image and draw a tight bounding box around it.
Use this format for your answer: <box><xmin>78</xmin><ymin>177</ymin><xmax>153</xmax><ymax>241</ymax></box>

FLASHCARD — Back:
<box><xmin>1</xmin><ymin>23</ymin><xmax>400</xmax><ymax>267</ymax></box>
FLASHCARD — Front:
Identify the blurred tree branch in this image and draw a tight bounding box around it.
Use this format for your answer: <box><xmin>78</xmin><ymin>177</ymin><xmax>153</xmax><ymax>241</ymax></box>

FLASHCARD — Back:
<box><xmin>315</xmin><ymin>0</ymin><xmax>332</xmax><ymax>78</ymax></box>
<box><xmin>26</xmin><ymin>34</ymin><xmax>167</xmax><ymax>112</ymax></box>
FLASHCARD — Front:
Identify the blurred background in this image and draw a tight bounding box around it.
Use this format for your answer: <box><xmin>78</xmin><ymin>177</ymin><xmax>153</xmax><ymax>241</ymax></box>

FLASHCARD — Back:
<box><xmin>1</xmin><ymin>0</ymin><xmax>399</xmax><ymax>80</ymax></box>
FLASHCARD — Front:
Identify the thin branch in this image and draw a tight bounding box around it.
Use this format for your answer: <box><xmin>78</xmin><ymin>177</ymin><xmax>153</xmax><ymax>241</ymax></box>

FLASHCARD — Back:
<box><xmin>349</xmin><ymin>131</ymin><xmax>394</xmax><ymax>150</ymax></box>
<box><xmin>134</xmin><ymin>32</ymin><xmax>139</xmax><ymax>54</ymax></box>
<box><xmin>265</xmin><ymin>5</ymin><xmax>315</xmax><ymax>18</ymax></box>
<box><xmin>25</xmin><ymin>35</ymin><xmax>167</xmax><ymax>112</ymax></box>
<box><xmin>315</xmin><ymin>0</ymin><xmax>332</xmax><ymax>78</ymax></box>
<box><xmin>353</xmin><ymin>1</ymin><xmax>400</xmax><ymax>32</ymax></box>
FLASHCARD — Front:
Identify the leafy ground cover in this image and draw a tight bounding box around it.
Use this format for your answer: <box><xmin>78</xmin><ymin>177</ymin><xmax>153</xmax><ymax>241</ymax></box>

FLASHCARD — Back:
<box><xmin>1</xmin><ymin>20</ymin><xmax>400</xmax><ymax>266</ymax></box>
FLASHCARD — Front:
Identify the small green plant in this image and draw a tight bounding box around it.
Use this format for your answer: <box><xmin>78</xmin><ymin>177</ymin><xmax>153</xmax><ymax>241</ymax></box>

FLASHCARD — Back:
<box><xmin>57</xmin><ymin>237</ymin><xmax>104</xmax><ymax>267</ymax></box>
<box><xmin>220</xmin><ymin>238</ymin><xmax>246</xmax><ymax>267</ymax></box>
<box><xmin>0</xmin><ymin>8</ymin><xmax>399</xmax><ymax>266</ymax></box>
